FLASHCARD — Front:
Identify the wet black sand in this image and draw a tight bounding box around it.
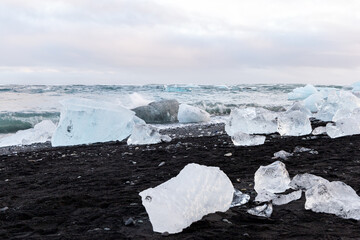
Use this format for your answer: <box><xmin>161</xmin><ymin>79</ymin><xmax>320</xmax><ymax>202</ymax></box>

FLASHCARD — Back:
<box><xmin>1</xmin><ymin>122</ymin><xmax>360</xmax><ymax>239</ymax></box>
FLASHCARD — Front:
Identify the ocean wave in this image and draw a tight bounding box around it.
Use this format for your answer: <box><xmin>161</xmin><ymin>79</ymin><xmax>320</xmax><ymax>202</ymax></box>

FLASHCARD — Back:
<box><xmin>0</xmin><ymin>112</ymin><xmax>59</xmax><ymax>133</ymax></box>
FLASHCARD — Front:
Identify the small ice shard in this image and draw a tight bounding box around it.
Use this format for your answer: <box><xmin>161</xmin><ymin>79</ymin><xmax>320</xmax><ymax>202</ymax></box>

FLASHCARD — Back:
<box><xmin>231</xmin><ymin>132</ymin><xmax>266</xmax><ymax>146</ymax></box>
<box><xmin>288</xmin><ymin>84</ymin><xmax>318</xmax><ymax>100</ymax></box>
<box><xmin>254</xmin><ymin>161</ymin><xmax>291</xmax><ymax>195</ymax></box>
<box><xmin>177</xmin><ymin>104</ymin><xmax>210</xmax><ymax>123</ymax></box>
<box><xmin>255</xmin><ymin>190</ymin><xmax>276</xmax><ymax>202</ymax></box>
<box><xmin>289</xmin><ymin>173</ymin><xmax>329</xmax><ymax>191</ymax></box>
<box><xmin>230</xmin><ymin>189</ymin><xmax>250</xmax><ymax>207</ymax></box>
<box><xmin>247</xmin><ymin>203</ymin><xmax>273</xmax><ymax>218</ymax></box>
<box><xmin>139</xmin><ymin>163</ymin><xmax>234</xmax><ymax>234</ymax></box>
<box><xmin>305</xmin><ymin>180</ymin><xmax>360</xmax><ymax>220</ymax></box>
<box><xmin>277</xmin><ymin>111</ymin><xmax>312</xmax><ymax>136</ymax></box>
<box><xmin>132</xmin><ymin>99</ymin><xmax>180</xmax><ymax>123</ymax></box>
<box><xmin>225</xmin><ymin>107</ymin><xmax>277</xmax><ymax>135</ymax></box>
<box><xmin>312</xmin><ymin>126</ymin><xmax>326</xmax><ymax>135</ymax></box>
<box><xmin>303</xmin><ymin>93</ymin><xmax>324</xmax><ymax>113</ymax></box>
<box><xmin>273</xmin><ymin>150</ymin><xmax>293</xmax><ymax>160</ymax></box>
<box><xmin>293</xmin><ymin>146</ymin><xmax>318</xmax><ymax>154</ymax></box>
<box><xmin>272</xmin><ymin>190</ymin><xmax>302</xmax><ymax>206</ymax></box>
<box><xmin>0</xmin><ymin>120</ymin><xmax>56</xmax><ymax>147</ymax></box>
<box><xmin>127</xmin><ymin>124</ymin><xmax>171</xmax><ymax>145</ymax></box>
<box><xmin>51</xmin><ymin>98</ymin><xmax>137</xmax><ymax>147</ymax></box>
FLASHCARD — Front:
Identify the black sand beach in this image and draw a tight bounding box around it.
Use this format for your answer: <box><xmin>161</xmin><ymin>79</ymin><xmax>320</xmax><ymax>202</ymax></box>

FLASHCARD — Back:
<box><xmin>1</xmin><ymin>123</ymin><xmax>360</xmax><ymax>239</ymax></box>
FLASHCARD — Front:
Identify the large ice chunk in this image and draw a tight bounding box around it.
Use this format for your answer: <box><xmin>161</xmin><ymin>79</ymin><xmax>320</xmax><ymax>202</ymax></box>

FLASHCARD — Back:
<box><xmin>225</xmin><ymin>107</ymin><xmax>277</xmax><ymax>135</ymax></box>
<box><xmin>288</xmin><ymin>84</ymin><xmax>318</xmax><ymax>100</ymax></box>
<box><xmin>254</xmin><ymin>161</ymin><xmax>291</xmax><ymax>195</ymax></box>
<box><xmin>231</xmin><ymin>132</ymin><xmax>266</xmax><ymax>146</ymax></box>
<box><xmin>132</xmin><ymin>99</ymin><xmax>179</xmax><ymax>123</ymax></box>
<box><xmin>305</xmin><ymin>180</ymin><xmax>360</xmax><ymax>220</ymax></box>
<box><xmin>326</xmin><ymin>118</ymin><xmax>360</xmax><ymax>138</ymax></box>
<box><xmin>303</xmin><ymin>93</ymin><xmax>324</xmax><ymax>113</ymax></box>
<box><xmin>287</xmin><ymin>102</ymin><xmax>312</xmax><ymax>116</ymax></box>
<box><xmin>277</xmin><ymin>111</ymin><xmax>312</xmax><ymax>136</ymax></box>
<box><xmin>0</xmin><ymin>120</ymin><xmax>56</xmax><ymax>147</ymax></box>
<box><xmin>178</xmin><ymin>104</ymin><xmax>210</xmax><ymax>123</ymax></box>
<box><xmin>127</xmin><ymin>124</ymin><xmax>171</xmax><ymax>145</ymax></box>
<box><xmin>51</xmin><ymin>98</ymin><xmax>136</xmax><ymax>147</ymax></box>
<box><xmin>139</xmin><ymin>163</ymin><xmax>234</xmax><ymax>234</ymax></box>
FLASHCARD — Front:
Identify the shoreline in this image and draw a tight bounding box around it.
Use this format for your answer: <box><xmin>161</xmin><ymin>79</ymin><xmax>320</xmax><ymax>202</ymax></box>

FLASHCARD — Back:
<box><xmin>1</xmin><ymin>122</ymin><xmax>360</xmax><ymax>239</ymax></box>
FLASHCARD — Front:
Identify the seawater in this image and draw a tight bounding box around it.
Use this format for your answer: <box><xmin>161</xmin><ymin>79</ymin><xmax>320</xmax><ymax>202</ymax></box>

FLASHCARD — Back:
<box><xmin>0</xmin><ymin>84</ymin><xmax>343</xmax><ymax>135</ymax></box>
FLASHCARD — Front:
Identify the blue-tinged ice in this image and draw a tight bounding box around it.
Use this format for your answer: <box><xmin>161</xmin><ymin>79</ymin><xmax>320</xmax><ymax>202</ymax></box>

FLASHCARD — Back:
<box><xmin>178</xmin><ymin>104</ymin><xmax>210</xmax><ymax>123</ymax></box>
<box><xmin>277</xmin><ymin>111</ymin><xmax>312</xmax><ymax>136</ymax></box>
<box><xmin>51</xmin><ymin>98</ymin><xmax>137</xmax><ymax>147</ymax></box>
<box><xmin>0</xmin><ymin>120</ymin><xmax>56</xmax><ymax>147</ymax></box>
<box><xmin>288</xmin><ymin>84</ymin><xmax>318</xmax><ymax>100</ymax></box>
<box><xmin>139</xmin><ymin>163</ymin><xmax>234</xmax><ymax>234</ymax></box>
<box><xmin>127</xmin><ymin>124</ymin><xmax>171</xmax><ymax>145</ymax></box>
<box><xmin>303</xmin><ymin>93</ymin><xmax>324</xmax><ymax>113</ymax></box>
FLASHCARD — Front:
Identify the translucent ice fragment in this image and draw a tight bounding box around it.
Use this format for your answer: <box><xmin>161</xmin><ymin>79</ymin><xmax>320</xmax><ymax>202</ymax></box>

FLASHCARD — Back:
<box><xmin>225</xmin><ymin>107</ymin><xmax>277</xmax><ymax>135</ymax></box>
<box><xmin>0</xmin><ymin>120</ymin><xmax>56</xmax><ymax>147</ymax></box>
<box><xmin>139</xmin><ymin>163</ymin><xmax>234</xmax><ymax>234</ymax></box>
<box><xmin>231</xmin><ymin>132</ymin><xmax>266</xmax><ymax>146</ymax></box>
<box><xmin>230</xmin><ymin>189</ymin><xmax>250</xmax><ymax>207</ymax></box>
<box><xmin>293</xmin><ymin>146</ymin><xmax>318</xmax><ymax>154</ymax></box>
<box><xmin>178</xmin><ymin>104</ymin><xmax>210</xmax><ymax>123</ymax></box>
<box><xmin>247</xmin><ymin>203</ymin><xmax>273</xmax><ymax>217</ymax></box>
<box><xmin>288</xmin><ymin>84</ymin><xmax>318</xmax><ymax>100</ymax></box>
<box><xmin>254</xmin><ymin>161</ymin><xmax>291</xmax><ymax>194</ymax></box>
<box><xmin>127</xmin><ymin>124</ymin><xmax>171</xmax><ymax>145</ymax></box>
<box><xmin>272</xmin><ymin>190</ymin><xmax>302</xmax><ymax>206</ymax></box>
<box><xmin>273</xmin><ymin>150</ymin><xmax>293</xmax><ymax>160</ymax></box>
<box><xmin>277</xmin><ymin>111</ymin><xmax>312</xmax><ymax>136</ymax></box>
<box><xmin>312</xmin><ymin>126</ymin><xmax>326</xmax><ymax>135</ymax></box>
<box><xmin>287</xmin><ymin>102</ymin><xmax>312</xmax><ymax>116</ymax></box>
<box><xmin>255</xmin><ymin>190</ymin><xmax>276</xmax><ymax>202</ymax></box>
<box><xmin>303</xmin><ymin>93</ymin><xmax>324</xmax><ymax>113</ymax></box>
<box><xmin>305</xmin><ymin>180</ymin><xmax>360</xmax><ymax>220</ymax></box>
<box><xmin>326</xmin><ymin>118</ymin><xmax>360</xmax><ymax>138</ymax></box>
<box><xmin>289</xmin><ymin>173</ymin><xmax>329</xmax><ymax>190</ymax></box>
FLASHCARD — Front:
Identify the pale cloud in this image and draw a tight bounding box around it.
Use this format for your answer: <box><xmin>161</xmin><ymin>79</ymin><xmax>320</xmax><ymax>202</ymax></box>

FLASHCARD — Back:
<box><xmin>0</xmin><ymin>0</ymin><xmax>360</xmax><ymax>85</ymax></box>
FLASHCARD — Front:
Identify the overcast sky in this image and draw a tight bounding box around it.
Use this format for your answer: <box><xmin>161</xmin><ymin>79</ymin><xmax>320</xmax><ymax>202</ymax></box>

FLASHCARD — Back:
<box><xmin>1</xmin><ymin>0</ymin><xmax>360</xmax><ymax>85</ymax></box>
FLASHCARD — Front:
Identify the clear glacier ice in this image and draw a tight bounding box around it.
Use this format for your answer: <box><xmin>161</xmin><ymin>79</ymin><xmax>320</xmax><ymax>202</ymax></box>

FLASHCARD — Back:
<box><xmin>288</xmin><ymin>84</ymin><xmax>318</xmax><ymax>100</ymax></box>
<box><xmin>127</xmin><ymin>124</ymin><xmax>171</xmax><ymax>145</ymax></box>
<box><xmin>312</xmin><ymin>126</ymin><xmax>326</xmax><ymax>135</ymax></box>
<box><xmin>139</xmin><ymin>163</ymin><xmax>234</xmax><ymax>234</ymax></box>
<box><xmin>247</xmin><ymin>203</ymin><xmax>273</xmax><ymax>218</ymax></box>
<box><xmin>289</xmin><ymin>173</ymin><xmax>329</xmax><ymax>191</ymax></box>
<box><xmin>132</xmin><ymin>99</ymin><xmax>179</xmax><ymax>123</ymax></box>
<box><xmin>277</xmin><ymin>110</ymin><xmax>312</xmax><ymax>136</ymax></box>
<box><xmin>51</xmin><ymin>98</ymin><xmax>137</xmax><ymax>147</ymax></box>
<box><xmin>254</xmin><ymin>161</ymin><xmax>291</xmax><ymax>195</ymax></box>
<box><xmin>231</xmin><ymin>132</ymin><xmax>266</xmax><ymax>146</ymax></box>
<box><xmin>272</xmin><ymin>190</ymin><xmax>302</xmax><ymax>206</ymax></box>
<box><xmin>305</xmin><ymin>180</ymin><xmax>360</xmax><ymax>220</ymax></box>
<box><xmin>230</xmin><ymin>189</ymin><xmax>250</xmax><ymax>207</ymax></box>
<box><xmin>326</xmin><ymin>118</ymin><xmax>360</xmax><ymax>138</ymax></box>
<box><xmin>225</xmin><ymin>107</ymin><xmax>277</xmax><ymax>135</ymax></box>
<box><xmin>177</xmin><ymin>104</ymin><xmax>210</xmax><ymax>123</ymax></box>
<box><xmin>287</xmin><ymin>102</ymin><xmax>312</xmax><ymax>116</ymax></box>
<box><xmin>273</xmin><ymin>150</ymin><xmax>293</xmax><ymax>160</ymax></box>
<box><xmin>0</xmin><ymin>120</ymin><xmax>56</xmax><ymax>147</ymax></box>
